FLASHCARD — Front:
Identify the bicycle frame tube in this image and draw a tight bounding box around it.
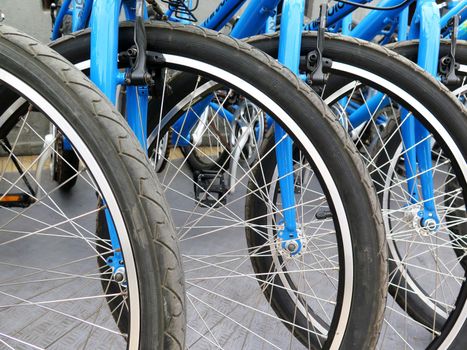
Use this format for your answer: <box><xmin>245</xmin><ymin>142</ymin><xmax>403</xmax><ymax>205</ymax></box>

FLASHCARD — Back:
<box><xmin>172</xmin><ymin>97</ymin><xmax>212</xmax><ymax>147</ymax></box>
<box><xmin>51</xmin><ymin>0</ymin><xmax>72</xmax><ymax>40</ymax></box>
<box><xmin>72</xmin><ymin>0</ymin><xmax>93</xmax><ymax>32</ymax></box>
<box><xmin>306</xmin><ymin>0</ymin><xmax>370</xmax><ymax>31</ymax></box>
<box><xmin>350</xmin><ymin>0</ymin><xmax>415</xmax><ymax>40</ymax></box>
<box><xmin>459</xmin><ymin>19</ymin><xmax>467</xmax><ymax>38</ymax></box>
<box><xmin>408</xmin><ymin>0</ymin><xmax>440</xmax><ymax>226</ymax></box>
<box><xmin>90</xmin><ymin>0</ymin><xmax>125</xmax><ymax>261</ymax></box>
<box><xmin>105</xmin><ymin>209</ymin><xmax>124</xmax><ymax>271</ymax></box>
<box><xmin>347</xmin><ymin>92</ymin><xmax>390</xmax><ymax>126</ymax></box>
<box><xmin>90</xmin><ymin>0</ymin><xmax>122</xmax><ymax>104</ymax></box>
<box><xmin>398</xmin><ymin>7</ymin><xmax>409</xmax><ymax>40</ymax></box>
<box><xmin>51</xmin><ymin>0</ymin><xmax>93</xmax><ymax>40</ymax></box>
<box><xmin>273</xmin><ymin>0</ymin><xmax>305</xmax><ymax>254</ymax></box>
<box><xmin>440</xmin><ymin>0</ymin><xmax>467</xmax><ymax>28</ymax></box>
<box><xmin>230</xmin><ymin>0</ymin><xmax>280</xmax><ymax>38</ymax></box>
<box><xmin>341</xmin><ymin>13</ymin><xmax>353</xmax><ymax>35</ymax></box>
<box><xmin>126</xmin><ymin>86</ymin><xmax>149</xmax><ymax>148</ymax></box>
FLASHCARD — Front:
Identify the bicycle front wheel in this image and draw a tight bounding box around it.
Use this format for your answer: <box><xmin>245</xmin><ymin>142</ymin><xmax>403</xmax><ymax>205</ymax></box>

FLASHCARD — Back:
<box><xmin>50</xmin><ymin>22</ymin><xmax>388</xmax><ymax>349</ymax></box>
<box><xmin>248</xmin><ymin>32</ymin><xmax>467</xmax><ymax>349</ymax></box>
<box><xmin>0</xmin><ymin>25</ymin><xmax>185</xmax><ymax>349</ymax></box>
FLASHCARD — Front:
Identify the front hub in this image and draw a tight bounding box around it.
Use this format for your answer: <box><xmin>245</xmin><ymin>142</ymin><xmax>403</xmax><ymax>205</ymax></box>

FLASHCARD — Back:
<box><xmin>276</xmin><ymin>226</ymin><xmax>305</xmax><ymax>257</ymax></box>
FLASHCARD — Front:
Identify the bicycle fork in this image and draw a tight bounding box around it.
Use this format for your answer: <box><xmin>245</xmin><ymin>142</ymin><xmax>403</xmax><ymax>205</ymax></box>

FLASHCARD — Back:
<box><xmin>399</xmin><ymin>0</ymin><xmax>441</xmax><ymax>231</ymax></box>
<box><xmin>89</xmin><ymin>0</ymin><xmax>150</xmax><ymax>282</ymax></box>
<box><xmin>348</xmin><ymin>0</ymin><xmax>442</xmax><ymax>232</ymax></box>
<box><xmin>272</xmin><ymin>0</ymin><xmax>305</xmax><ymax>255</ymax></box>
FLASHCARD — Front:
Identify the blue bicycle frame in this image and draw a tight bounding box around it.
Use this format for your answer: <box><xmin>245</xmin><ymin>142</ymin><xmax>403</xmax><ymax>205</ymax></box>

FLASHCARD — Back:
<box><xmin>60</xmin><ymin>0</ymin><xmax>306</xmax><ymax>258</ymax></box>
<box><xmin>53</xmin><ymin>0</ymin><xmax>467</xmax><ymax>258</ymax></box>
<box><xmin>303</xmin><ymin>0</ymin><xmax>463</xmax><ymax>227</ymax></box>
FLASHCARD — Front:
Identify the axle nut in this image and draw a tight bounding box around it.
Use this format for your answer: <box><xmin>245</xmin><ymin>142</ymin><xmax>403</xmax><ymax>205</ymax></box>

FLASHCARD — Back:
<box><xmin>287</xmin><ymin>241</ymin><xmax>299</xmax><ymax>253</ymax></box>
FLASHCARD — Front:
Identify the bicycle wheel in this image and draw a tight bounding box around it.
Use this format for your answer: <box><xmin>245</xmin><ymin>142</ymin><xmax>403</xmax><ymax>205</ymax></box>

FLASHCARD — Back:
<box><xmin>247</xmin><ymin>32</ymin><xmax>467</xmax><ymax>349</ymax></box>
<box><xmin>180</xmin><ymin>100</ymin><xmax>232</xmax><ymax>172</ymax></box>
<box><xmin>384</xmin><ymin>38</ymin><xmax>467</xmax><ymax>329</ymax></box>
<box><xmin>0</xmin><ymin>25</ymin><xmax>185</xmax><ymax>349</ymax></box>
<box><xmin>50</xmin><ymin>22</ymin><xmax>387</xmax><ymax>349</ymax></box>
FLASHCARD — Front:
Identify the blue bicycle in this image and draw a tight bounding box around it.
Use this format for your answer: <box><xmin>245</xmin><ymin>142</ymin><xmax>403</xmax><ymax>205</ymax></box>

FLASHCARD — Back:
<box><xmin>0</xmin><ymin>21</ymin><xmax>185</xmax><ymax>349</ymax></box>
<box><xmin>148</xmin><ymin>2</ymin><xmax>467</xmax><ymax>346</ymax></box>
<box><xmin>29</xmin><ymin>0</ymin><xmax>467</xmax><ymax>348</ymax></box>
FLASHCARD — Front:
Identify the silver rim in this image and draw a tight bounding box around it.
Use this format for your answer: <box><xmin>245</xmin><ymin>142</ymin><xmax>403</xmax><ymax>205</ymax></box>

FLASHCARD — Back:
<box><xmin>150</xmin><ymin>54</ymin><xmax>354</xmax><ymax>348</ymax></box>
<box><xmin>0</xmin><ymin>68</ymin><xmax>140</xmax><ymax>349</ymax></box>
<box><xmin>324</xmin><ymin>61</ymin><xmax>467</xmax><ymax>348</ymax></box>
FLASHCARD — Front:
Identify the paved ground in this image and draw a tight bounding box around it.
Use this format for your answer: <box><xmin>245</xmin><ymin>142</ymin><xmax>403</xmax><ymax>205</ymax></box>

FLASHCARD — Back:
<box><xmin>1</xmin><ymin>2</ymin><xmax>51</xmax><ymax>43</ymax></box>
<box><xmin>0</xmin><ymin>153</ymin><xmax>453</xmax><ymax>349</ymax></box>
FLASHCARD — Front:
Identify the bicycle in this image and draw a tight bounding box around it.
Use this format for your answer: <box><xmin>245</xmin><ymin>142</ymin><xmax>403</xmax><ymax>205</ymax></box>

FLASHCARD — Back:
<box><xmin>34</xmin><ymin>1</ymin><xmax>393</xmax><ymax>348</ymax></box>
<box><xmin>40</xmin><ymin>0</ymin><xmax>467</xmax><ymax>348</ymax></box>
<box><xmin>0</xmin><ymin>23</ymin><xmax>184</xmax><ymax>349</ymax></box>
<box><xmin>158</xmin><ymin>0</ymin><xmax>467</xmax><ymax>347</ymax></box>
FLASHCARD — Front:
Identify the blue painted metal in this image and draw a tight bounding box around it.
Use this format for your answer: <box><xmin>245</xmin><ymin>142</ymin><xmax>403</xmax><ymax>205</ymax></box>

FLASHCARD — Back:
<box><xmin>122</xmin><ymin>0</ymin><xmax>148</xmax><ymax>20</ymax></box>
<box><xmin>165</xmin><ymin>7</ymin><xmax>175</xmax><ymax>19</ymax></box>
<box><xmin>72</xmin><ymin>0</ymin><xmax>81</xmax><ymax>30</ymax></box>
<box><xmin>123</xmin><ymin>0</ymin><xmax>136</xmax><ymax>20</ymax></box>
<box><xmin>89</xmin><ymin>0</ymin><xmax>124</xmax><ymax>268</ymax></box>
<box><xmin>411</xmin><ymin>0</ymin><xmax>441</xmax><ymax>227</ymax></box>
<box><xmin>210</xmin><ymin>102</ymin><xmax>235</xmax><ymax>123</ymax></box>
<box><xmin>347</xmin><ymin>92</ymin><xmax>390</xmax><ymax>127</ymax></box>
<box><xmin>448</xmin><ymin>0</ymin><xmax>461</xmax><ymax>9</ymax></box>
<box><xmin>327</xmin><ymin>19</ymin><xmax>343</xmax><ymax>33</ymax></box>
<box><xmin>126</xmin><ymin>86</ymin><xmax>149</xmax><ymax>149</ymax></box>
<box><xmin>440</xmin><ymin>0</ymin><xmax>467</xmax><ymax>28</ymax></box>
<box><xmin>350</xmin><ymin>0</ymin><xmax>415</xmax><ymax>40</ymax></box>
<box><xmin>105</xmin><ymin>208</ymin><xmax>123</xmax><ymax>271</ymax></box>
<box><xmin>459</xmin><ymin>20</ymin><xmax>467</xmax><ymax>38</ymax></box>
<box><xmin>266</xmin><ymin>11</ymin><xmax>278</xmax><ymax>33</ymax></box>
<box><xmin>62</xmin><ymin>136</ymin><xmax>73</xmax><ymax>151</ymax></box>
<box><xmin>398</xmin><ymin>7</ymin><xmax>409</xmax><ymax>41</ymax></box>
<box><xmin>90</xmin><ymin>0</ymin><xmax>121</xmax><ymax>104</ymax></box>
<box><xmin>341</xmin><ymin>13</ymin><xmax>352</xmax><ymax>35</ymax></box>
<box><xmin>51</xmin><ymin>0</ymin><xmax>72</xmax><ymax>40</ymax></box>
<box><xmin>378</xmin><ymin>17</ymin><xmax>398</xmax><ymax>44</ymax></box>
<box><xmin>71</xmin><ymin>0</ymin><xmax>92</xmax><ymax>32</ymax></box>
<box><xmin>231</xmin><ymin>0</ymin><xmax>281</xmax><ymax>38</ymax></box>
<box><xmin>274</xmin><ymin>0</ymin><xmax>305</xmax><ymax>255</ymax></box>
<box><xmin>277</xmin><ymin>0</ymin><xmax>304</xmax><ymax>73</ymax></box>
<box><xmin>171</xmin><ymin>96</ymin><xmax>212</xmax><ymax>147</ymax></box>
<box><xmin>306</xmin><ymin>0</ymin><xmax>370</xmax><ymax>31</ymax></box>
<box><xmin>81</xmin><ymin>0</ymin><xmax>93</xmax><ymax>29</ymax></box>
<box><xmin>400</xmin><ymin>112</ymin><xmax>419</xmax><ymax>203</ymax></box>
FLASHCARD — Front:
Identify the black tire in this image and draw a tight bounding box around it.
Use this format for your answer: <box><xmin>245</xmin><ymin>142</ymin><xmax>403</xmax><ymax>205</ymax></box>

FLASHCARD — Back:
<box><xmin>244</xmin><ymin>134</ymin><xmax>364</xmax><ymax>348</ymax></box>
<box><xmin>377</xmin><ymin>39</ymin><xmax>467</xmax><ymax>335</ymax></box>
<box><xmin>0</xmin><ymin>24</ymin><xmax>185</xmax><ymax>349</ymax></box>
<box><xmin>246</xmin><ymin>32</ymin><xmax>467</xmax><ymax>349</ymax></box>
<box><xmin>49</xmin><ymin>22</ymin><xmax>387</xmax><ymax>349</ymax></box>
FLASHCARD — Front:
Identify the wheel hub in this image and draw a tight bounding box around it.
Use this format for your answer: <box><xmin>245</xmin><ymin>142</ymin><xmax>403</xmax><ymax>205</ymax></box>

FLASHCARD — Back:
<box><xmin>276</xmin><ymin>225</ymin><xmax>306</xmax><ymax>257</ymax></box>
